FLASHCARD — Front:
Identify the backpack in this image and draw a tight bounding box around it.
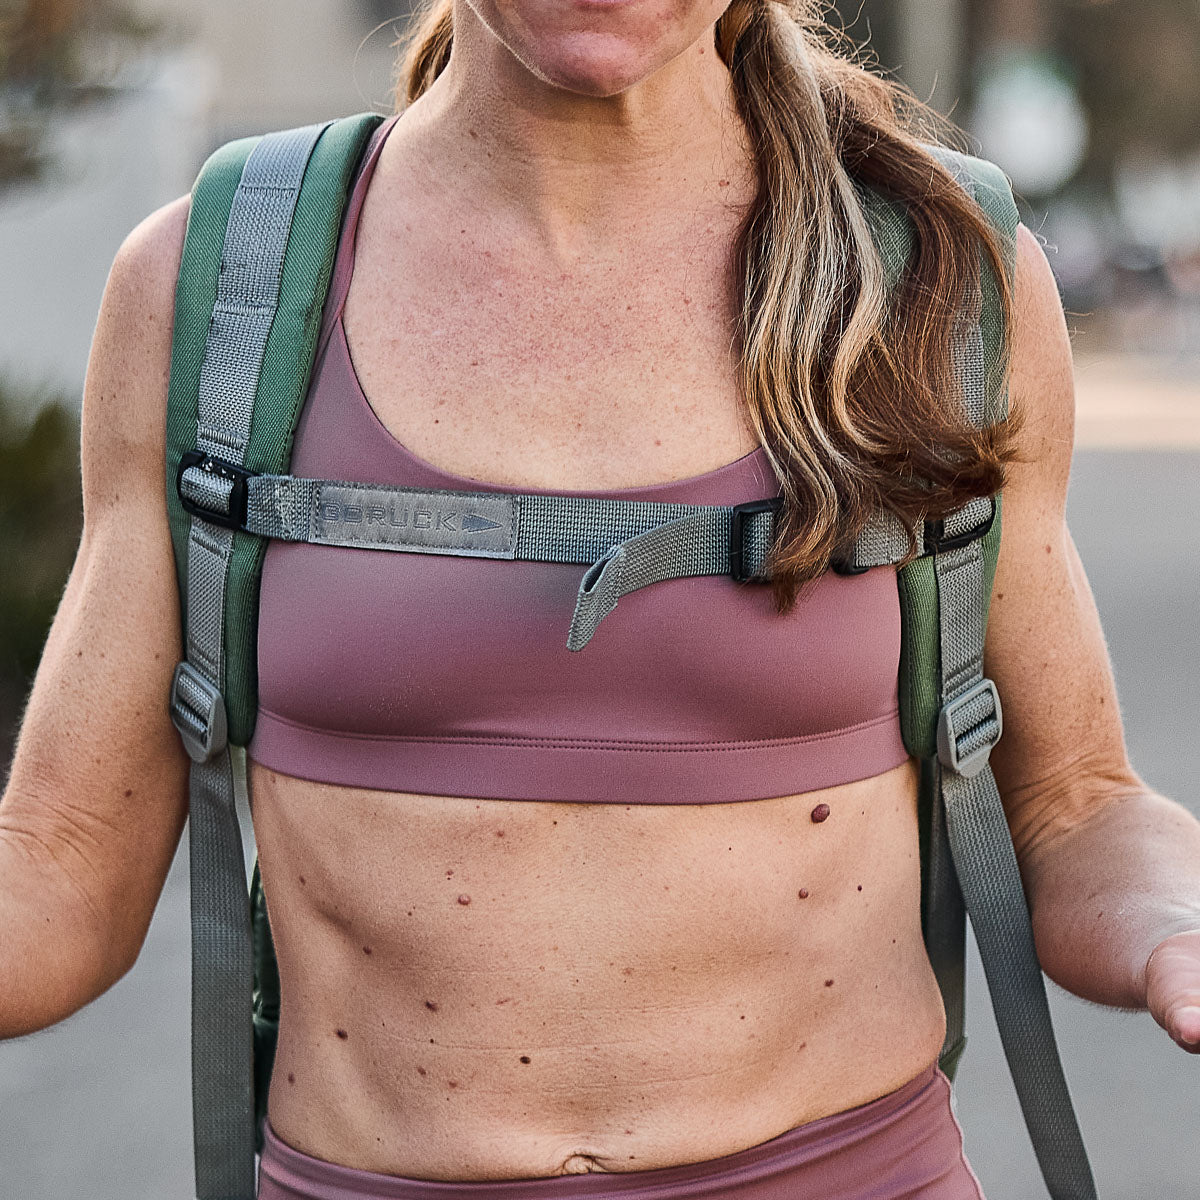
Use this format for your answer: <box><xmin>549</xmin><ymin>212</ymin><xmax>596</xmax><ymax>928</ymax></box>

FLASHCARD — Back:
<box><xmin>163</xmin><ymin>113</ymin><xmax>1097</xmax><ymax>1200</ymax></box>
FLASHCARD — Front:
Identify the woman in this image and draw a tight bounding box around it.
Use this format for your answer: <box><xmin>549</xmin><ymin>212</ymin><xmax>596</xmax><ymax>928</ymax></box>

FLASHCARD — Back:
<box><xmin>2</xmin><ymin>1</ymin><xmax>1199</xmax><ymax>1197</ymax></box>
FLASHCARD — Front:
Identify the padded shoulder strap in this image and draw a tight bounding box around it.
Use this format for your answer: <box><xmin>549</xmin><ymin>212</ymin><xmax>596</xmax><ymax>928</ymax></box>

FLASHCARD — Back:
<box><xmin>166</xmin><ymin>110</ymin><xmax>385</xmax><ymax>748</ymax></box>
<box><xmin>164</xmin><ymin>112</ymin><xmax>384</xmax><ymax>1200</ymax></box>
<box><xmin>911</xmin><ymin>151</ymin><xmax>1099</xmax><ymax>1200</ymax></box>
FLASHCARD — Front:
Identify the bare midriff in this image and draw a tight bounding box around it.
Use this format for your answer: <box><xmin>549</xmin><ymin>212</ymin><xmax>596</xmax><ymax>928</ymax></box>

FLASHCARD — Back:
<box><xmin>249</xmin><ymin>757</ymin><xmax>947</xmax><ymax>1181</ymax></box>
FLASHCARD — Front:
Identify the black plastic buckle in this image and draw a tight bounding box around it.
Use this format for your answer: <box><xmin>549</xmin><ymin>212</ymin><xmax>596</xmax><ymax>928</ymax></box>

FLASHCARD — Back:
<box><xmin>831</xmin><ymin>557</ymin><xmax>870</xmax><ymax>577</ymax></box>
<box><xmin>729</xmin><ymin>497</ymin><xmax>782</xmax><ymax>583</ymax></box>
<box><xmin>925</xmin><ymin>496</ymin><xmax>996</xmax><ymax>554</ymax></box>
<box><xmin>177</xmin><ymin>449</ymin><xmax>256</xmax><ymax>531</ymax></box>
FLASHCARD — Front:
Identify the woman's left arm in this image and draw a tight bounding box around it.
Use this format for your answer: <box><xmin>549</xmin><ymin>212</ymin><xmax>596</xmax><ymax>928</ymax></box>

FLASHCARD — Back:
<box><xmin>985</xmin><ymin>224</ymin><xmax>1200</xmax><ymax>1054</ymax></box>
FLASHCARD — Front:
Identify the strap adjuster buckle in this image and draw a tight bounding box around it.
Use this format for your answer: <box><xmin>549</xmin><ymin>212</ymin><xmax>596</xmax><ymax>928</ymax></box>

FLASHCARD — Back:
<box><xmin>937</xmin><ymin>677</ymin><xmax>1003</xmax><ymax>778</ymax></box>
<box><xmin>169</xmin><ymin>661</ymin><xmax>228</xmax><ymax>763</ymax></box>
<box><xmin>926</xmin><ymin>496</ymin><xmax>996</xmax><ymax>554</ymax></box>
<box><xmin>177</xmin><ymin>449</ymin><xmax>256</xmax><ymax>531</ymax></box>
<box><xmin>729</xmin><ymin>497</ymin><xmax>781</xmax><ymax>583</ymax></box>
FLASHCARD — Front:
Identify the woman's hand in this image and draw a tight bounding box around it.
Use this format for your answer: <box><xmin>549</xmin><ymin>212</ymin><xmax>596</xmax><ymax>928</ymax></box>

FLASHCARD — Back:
<box><xmin>1145</xmin><ymin>930</ymin><xmax>1200</xmax><ymax>1052</ymax></box>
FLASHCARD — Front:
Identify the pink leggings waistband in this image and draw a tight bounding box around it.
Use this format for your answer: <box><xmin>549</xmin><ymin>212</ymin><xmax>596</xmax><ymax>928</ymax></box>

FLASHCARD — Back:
<box><xmin>257</xmin><ymin>1065</ymin><xmax>985</xmax><ymax>1200</ymax></box>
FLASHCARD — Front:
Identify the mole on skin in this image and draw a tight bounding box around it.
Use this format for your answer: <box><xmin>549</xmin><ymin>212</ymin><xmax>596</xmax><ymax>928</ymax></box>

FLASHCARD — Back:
<box><xmin>798</xmin><ymin>888</ymin><xmax>810</xmax><ymax>899</ymax></box>
<box><xmin>425</xmin><ymin>1000</ymin><xmax>439</xmax><ymax>1012</ymax></box>
<box><xmin>811</xmin><ymin>803</ymin><xmax>831</xmax><ymax>823</ymax></box>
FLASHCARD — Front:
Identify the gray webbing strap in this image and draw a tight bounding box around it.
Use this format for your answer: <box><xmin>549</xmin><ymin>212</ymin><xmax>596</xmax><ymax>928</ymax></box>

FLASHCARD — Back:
<box><xmin>235</xmin><ymin>470</ymin><xmax>906</xmax><ymax>571</ymax></box>
<box><xmin>169</xmin><ymin>121</ymin><xmax>332</xmax><ymax>1200</ymax></box>
<box><xmin>932</xmin><ymin>155</ymin><xmax>1097</xmax><ymax>1199</ymax></box>
<box><xmin>176</xmin><ymin>467</ymin><xmax>907</xmax><ymax>650</ymax></box>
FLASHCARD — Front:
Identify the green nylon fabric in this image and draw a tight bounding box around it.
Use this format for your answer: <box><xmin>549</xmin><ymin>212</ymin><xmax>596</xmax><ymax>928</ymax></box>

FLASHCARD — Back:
<box><xmin>165</xmin><ymin>136</ymin><xmax>257</xmax><ymax>607</ymax></box>
<box><xmin>894</xmin><ymin>148</ymin><xmax>1019</xmax><ymax>759</ymax></box>
<box><xmin>165</xmin><ymin>112</ymin><xmax>385</xmax><ymax>747</ymax></box>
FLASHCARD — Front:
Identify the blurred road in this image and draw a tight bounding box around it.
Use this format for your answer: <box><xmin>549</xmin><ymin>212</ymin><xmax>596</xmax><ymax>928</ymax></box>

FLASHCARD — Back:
<box><xmin>1</xmin><ymin>449</ymin><xmax>1198</xmax><ymax>1199</ymax></box>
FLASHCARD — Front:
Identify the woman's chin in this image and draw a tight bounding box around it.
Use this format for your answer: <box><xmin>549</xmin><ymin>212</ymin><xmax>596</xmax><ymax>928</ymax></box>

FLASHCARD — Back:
<box><xmin>515</xmin><ymin>30</ymin><xmax>693</xmax><ymax>98</ymax></box>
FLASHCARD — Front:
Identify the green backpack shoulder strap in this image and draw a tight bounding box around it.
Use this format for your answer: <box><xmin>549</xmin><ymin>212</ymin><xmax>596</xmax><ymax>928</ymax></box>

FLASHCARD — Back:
<box><xmin>895</xmin><ymin>147</ymin><xmax>1016</xmax><ymax>761</ymax></box>
<box><xmin>884</xmin><ymin>149</ymin><xmax>1099</xmax><ymax>1199</ymax></box>
<box><xmin>166</xmin><ymin>111</ymin><xmax>385</xmax><ymax>746</ymax></box>
<box><xmin>164</xmin><ymin>111</ymin><xmax>384</xmax><ymax>1200</ymax></box>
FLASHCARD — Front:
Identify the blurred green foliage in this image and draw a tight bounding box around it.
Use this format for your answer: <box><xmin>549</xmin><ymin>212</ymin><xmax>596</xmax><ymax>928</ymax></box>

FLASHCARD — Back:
<box><xmin>0</xmin><ymin>391</ymin><xmax>82</xmax><ymax>770</ymax></box>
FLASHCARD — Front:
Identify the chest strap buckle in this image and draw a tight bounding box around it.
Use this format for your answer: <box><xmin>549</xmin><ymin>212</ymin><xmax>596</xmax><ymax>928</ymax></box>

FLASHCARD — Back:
<box><xmin>729</xmin><ymin>497</ymin><xmax>781</xmax><ymax>583</ymax></box>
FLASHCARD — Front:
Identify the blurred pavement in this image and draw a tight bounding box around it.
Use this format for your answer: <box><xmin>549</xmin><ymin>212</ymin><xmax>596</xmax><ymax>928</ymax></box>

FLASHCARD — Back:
<box><xmin>1</xmin><ymin>448</ymin><xmax>1198</xmax><ymax>1198</ymax></box>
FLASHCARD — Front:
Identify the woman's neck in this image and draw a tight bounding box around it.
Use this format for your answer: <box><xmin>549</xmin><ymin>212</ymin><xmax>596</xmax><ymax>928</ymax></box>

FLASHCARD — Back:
<box><xmin>390</xmin><ymin>10</ymin><xmax>755</xmax><ymax>258</ymax></box>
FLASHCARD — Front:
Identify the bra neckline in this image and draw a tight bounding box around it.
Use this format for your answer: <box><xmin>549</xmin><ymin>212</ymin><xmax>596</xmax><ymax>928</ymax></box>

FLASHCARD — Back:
<box><xmin>329</xmin><ymin>113</ymin><xmax>773</xmax><ymax>502</ymax></box>
<box><xmin>334</xmin><ymin>315</ymin><xmax>772</xmax><ymax>500</ymax></box>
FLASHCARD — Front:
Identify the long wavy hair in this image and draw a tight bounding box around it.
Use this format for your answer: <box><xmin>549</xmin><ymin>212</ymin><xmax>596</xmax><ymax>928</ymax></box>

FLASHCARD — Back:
<box><xmin>392</xmin><ymin>1</ymin><xmax>1018</xmax><ymax>607</ymax></box>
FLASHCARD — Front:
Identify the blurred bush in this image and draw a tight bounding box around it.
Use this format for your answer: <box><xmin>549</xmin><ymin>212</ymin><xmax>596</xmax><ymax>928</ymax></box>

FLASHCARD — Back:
<box><xmin>0</xmin><ymin>391</ymin><xmax>82</xmax><ymax>772</ymax></box>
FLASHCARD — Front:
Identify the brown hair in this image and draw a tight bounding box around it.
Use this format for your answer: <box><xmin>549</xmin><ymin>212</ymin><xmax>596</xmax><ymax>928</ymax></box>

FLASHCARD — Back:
<box><xmin>392</xmin><ymin>1</ymin><xmax>1017</xmax><ymax>607</ymax></box>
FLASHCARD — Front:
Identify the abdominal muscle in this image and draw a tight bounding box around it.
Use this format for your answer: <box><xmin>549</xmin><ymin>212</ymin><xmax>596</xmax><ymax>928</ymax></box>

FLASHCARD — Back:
<box><xmin>248</xmin><ymin>756</ymin><xmax>946</xmax><ymax>1181</ymax></box>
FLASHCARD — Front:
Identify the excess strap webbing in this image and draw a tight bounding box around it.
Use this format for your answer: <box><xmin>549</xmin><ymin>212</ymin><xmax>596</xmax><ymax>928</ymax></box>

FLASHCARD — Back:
<box><xmin>167</xmin><ymin>115</ymin><xmax>382</xmax><ymax>1200</ymax></box>
<box><xmin>927</xmin><ymin>149</ymin><xmax>1097</xmax><ymax>1200</ymax></box>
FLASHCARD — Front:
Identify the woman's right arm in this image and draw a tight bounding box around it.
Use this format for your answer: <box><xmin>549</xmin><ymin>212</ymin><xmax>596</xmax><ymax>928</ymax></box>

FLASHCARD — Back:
<box><xmin>0</xmin><ymin>193</ymin><xmax>195</xmax><ymax>1037</ymax></box>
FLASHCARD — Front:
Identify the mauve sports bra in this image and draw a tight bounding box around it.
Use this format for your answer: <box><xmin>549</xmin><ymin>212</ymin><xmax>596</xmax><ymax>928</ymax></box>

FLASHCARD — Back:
<box><xmin>247</xmin><ymin>114</ymin><xmax>909</xmax><ymax>804</ymax></box>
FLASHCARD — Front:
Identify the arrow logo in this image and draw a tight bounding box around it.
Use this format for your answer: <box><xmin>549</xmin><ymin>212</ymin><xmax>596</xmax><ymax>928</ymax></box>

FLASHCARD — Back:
<box><xmin>462</xmin><ymin>513</ymin><xmax>503</xmax><ymax>533</ymax></box>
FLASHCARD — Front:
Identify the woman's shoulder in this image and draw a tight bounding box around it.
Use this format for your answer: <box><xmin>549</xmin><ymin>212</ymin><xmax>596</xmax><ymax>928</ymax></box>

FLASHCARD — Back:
<box><xmin>82</xmin><ymin>194</ymin><xmax>192</xmax><ymax>501</ymax></box>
